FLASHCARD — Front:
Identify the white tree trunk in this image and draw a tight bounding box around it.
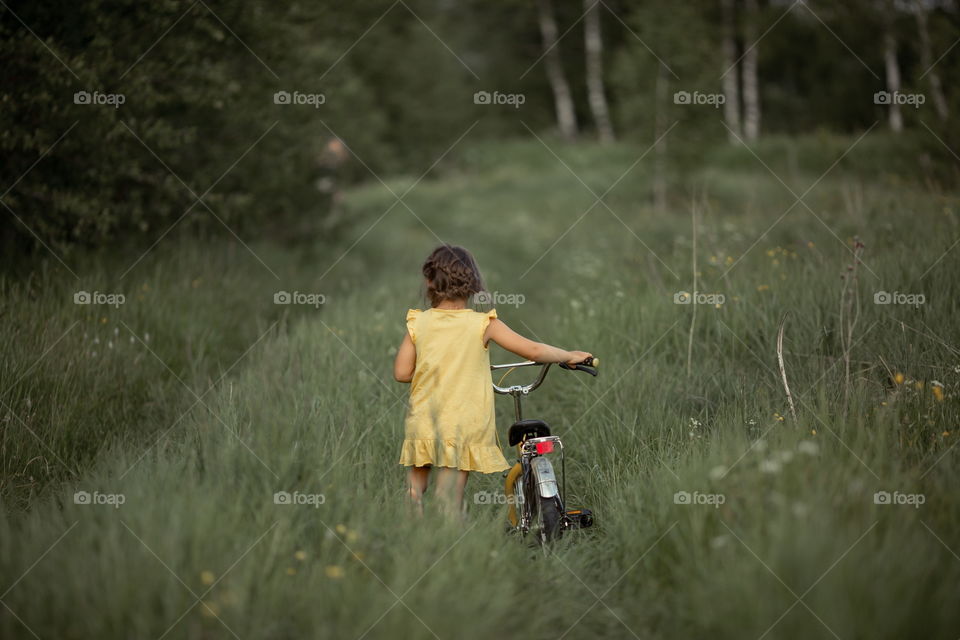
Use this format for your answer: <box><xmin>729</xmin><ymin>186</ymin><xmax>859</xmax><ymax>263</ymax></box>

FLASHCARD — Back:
<box><xmin>584</xmin><ymin>0</ymin><xmax>615</xmax><ymax>143</ymax></box>
<box><xmin>742</xmin><ymin>0</ymin><xmax>761</xmax><ymax>141</ymax></box>
<box><xmin>914</xmin><ymin>0</ymin><xmax>949</xmax><ymax>121</ymax></box>
<box><xmin>537</xmin><ymin>0</ymin><xmax>578</xmax><ymax>140</ymax></box>
<box><xmin>720</xmin><ymin>0</ymin><xmax>742</xmax><ymax>143</ymax></box>
<box><xmin>883</xmin><ymin>28</ymin><xmax>903</xmax><ymax>132</ymax></box>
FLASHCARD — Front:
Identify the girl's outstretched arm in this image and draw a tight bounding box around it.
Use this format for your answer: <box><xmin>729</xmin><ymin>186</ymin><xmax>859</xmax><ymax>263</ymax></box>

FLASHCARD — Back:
<box><xmin>394</xmin><ymin>333</ymin><xmax>416</xmax><ymax>383</ymax></box>
<box><xmin>484</xmin><ymin>318</ymin><xmax>591</xmax><ymax>365</ymax></box>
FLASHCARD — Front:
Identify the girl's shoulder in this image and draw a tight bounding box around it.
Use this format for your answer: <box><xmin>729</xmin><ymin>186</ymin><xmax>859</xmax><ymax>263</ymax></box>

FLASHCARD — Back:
<box><xmin>405</xmin><ymin>307</ymin><xmax>497</xmax><ymax>321</ymax></box>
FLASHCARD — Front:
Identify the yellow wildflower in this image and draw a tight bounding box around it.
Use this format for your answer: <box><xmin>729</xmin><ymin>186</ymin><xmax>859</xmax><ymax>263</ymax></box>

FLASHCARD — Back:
<box><xmin>893</xmin><ymin>373</ymin><xmax>905</xmax><ymax>385</ymax></box>
<box><xmin>325</xmin><ymin>565</ymin><xmax>345</xmax><ymax>579</ymax></box>
<box><xmin>932</xmin><ymin>382</ymin><xmax>944</xmax><ymax>402</ymax></box>
<box><xmin>294</xmin><ymin>550</ymin><xmax>307</xmax><ymax>561</ymax></box>
<box><xmin>200</xmin><ymin>570</ymin><xmax>215</xmax><ymax>586</ymax></box>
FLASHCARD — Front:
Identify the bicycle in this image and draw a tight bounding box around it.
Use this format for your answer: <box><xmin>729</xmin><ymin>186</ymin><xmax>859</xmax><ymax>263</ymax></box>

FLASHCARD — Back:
<box><xmin>491</xmin><ymin>357</ymin><xmax>599</xmax><ymax>543</ymax></box>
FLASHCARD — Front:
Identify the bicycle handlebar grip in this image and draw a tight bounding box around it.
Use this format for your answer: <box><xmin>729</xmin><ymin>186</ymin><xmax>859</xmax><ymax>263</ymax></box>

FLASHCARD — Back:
<box><xmin>559</xmin><ymin>357</ymin><xmax>599</xmax><ymax>376</ymax></box>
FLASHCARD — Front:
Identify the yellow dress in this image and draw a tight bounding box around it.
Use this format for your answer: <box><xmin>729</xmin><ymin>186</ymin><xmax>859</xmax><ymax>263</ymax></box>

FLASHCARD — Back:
<box><xmin>398</xmin><ymin>307</ymin><xmax>510</xmax><ymax>473</ymax></box>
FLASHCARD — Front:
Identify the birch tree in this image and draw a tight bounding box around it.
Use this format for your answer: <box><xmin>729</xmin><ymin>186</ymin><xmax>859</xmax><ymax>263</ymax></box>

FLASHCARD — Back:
<box><xmin>742</xmin><ymin>0</ymin><xmax>761</xmax><ymax>141</ymax></box>
<box><xmin>720</xmin><ymin>0</ymin><xmax>742</xmax><ymax>142</ymax></box>
<box><xmin>536</xmin><ymin>0</ymin><xmax>579</xmax><ymax>140</ymax></box>
<box><xmin>584</xmin><ymin>0</ymin><xmax>615</xmax><ymax>142</ymax></box>
<box><xmin>913</xmin><ymin>0</ymin><xmax>949</xmax><ymax>121</ymax></box>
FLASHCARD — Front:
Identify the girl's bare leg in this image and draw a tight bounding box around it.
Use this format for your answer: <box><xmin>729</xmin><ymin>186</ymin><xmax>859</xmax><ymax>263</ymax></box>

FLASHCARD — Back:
<box><xmin>434</xmin><ymin>468</ymin><xmax>469</xmax><ymax>521</ymax></box>
<box><xmin>407</xmin><ymin>466</ymin><xmax>430</xmax><ymax>516</ymax></box>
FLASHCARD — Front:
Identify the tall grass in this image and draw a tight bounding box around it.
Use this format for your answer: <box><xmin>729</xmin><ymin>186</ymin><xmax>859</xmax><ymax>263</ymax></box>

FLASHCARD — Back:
<box><xmin>1</xmin><ymin>136</ymin><xmax>958</xmax><ymax>639</ymax></box>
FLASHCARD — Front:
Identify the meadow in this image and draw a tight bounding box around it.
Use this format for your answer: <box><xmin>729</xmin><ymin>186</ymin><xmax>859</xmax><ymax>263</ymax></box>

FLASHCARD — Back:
<box><xmin>2</xmin><ymin>134</ymin><xmax>959</xmax><ymax>639</ymax></box>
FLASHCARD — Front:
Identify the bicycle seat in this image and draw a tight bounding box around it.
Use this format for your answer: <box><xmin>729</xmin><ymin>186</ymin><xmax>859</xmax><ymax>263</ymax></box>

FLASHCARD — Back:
<box><xmin>508</xmin><ymin>419</ymin><xmax>551</xmax><ymax>446</ymax></box>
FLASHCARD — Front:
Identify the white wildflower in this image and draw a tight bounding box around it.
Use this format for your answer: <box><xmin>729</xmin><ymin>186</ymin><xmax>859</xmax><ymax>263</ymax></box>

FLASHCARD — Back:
<box><xmin>797</xmin><ymin>441</ymin><xmax>819</xmax><ymax>456</ymax></box>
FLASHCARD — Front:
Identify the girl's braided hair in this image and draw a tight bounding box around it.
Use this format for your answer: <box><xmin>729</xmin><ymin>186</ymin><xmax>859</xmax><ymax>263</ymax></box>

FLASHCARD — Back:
<box><xmin>422</xmin><ymin>245</ymin><xmax>485</xmax><ymax>307</ymax></box>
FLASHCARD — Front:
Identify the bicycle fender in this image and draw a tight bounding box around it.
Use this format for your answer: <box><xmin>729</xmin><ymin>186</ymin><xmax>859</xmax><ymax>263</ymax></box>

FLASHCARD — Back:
<box><xmin>504</xmin><ymin>462</ymin><xmax>523</xmax><ymax>527</ymax></box>
<box><xmin>530</xmin><ymin>456</ymin><xmax>559</xmax><ymax>498</ymax></box>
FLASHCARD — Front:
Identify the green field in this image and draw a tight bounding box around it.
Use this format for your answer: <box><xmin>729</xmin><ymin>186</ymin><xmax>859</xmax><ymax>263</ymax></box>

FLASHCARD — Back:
<box><xmin>2</xmin><ymin>136</ymin><xmax>959</xmax><ymax>639</ymax></box>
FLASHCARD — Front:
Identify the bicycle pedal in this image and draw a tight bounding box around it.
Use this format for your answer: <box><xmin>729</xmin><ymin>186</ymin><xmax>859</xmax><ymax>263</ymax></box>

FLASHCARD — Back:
<box><xmin>564</xmin><ymin>508</ymin><xmax>594</xmax><ymax>529</ymax></box>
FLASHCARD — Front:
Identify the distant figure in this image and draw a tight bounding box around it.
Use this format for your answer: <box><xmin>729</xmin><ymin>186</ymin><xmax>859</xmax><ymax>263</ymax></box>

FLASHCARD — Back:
<box><xmin>315</xmin><ymin>137</ymin><xmax>349</xmax><ymax>228</ymax></box>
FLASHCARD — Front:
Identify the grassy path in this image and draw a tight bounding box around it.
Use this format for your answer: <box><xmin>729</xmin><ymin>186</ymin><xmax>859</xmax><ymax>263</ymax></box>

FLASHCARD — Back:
<box><xmin>2</xmin><ymin>137</ymin><xmax>959</xmax><ymax>639</ymax></box>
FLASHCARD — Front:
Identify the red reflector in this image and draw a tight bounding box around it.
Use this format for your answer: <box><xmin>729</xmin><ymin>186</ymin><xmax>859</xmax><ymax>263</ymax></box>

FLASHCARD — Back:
<box><xmin>536</xmin><ymin>441</ymin><xmax>554</xmax><ymax>454</ymax></box>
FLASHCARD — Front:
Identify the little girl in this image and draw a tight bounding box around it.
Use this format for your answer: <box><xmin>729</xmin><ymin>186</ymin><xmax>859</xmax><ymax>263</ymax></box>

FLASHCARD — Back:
<box><xmin>393</xmin><ymin>244</ymin><xmax>591</xmax><ymax>517</ymax></box>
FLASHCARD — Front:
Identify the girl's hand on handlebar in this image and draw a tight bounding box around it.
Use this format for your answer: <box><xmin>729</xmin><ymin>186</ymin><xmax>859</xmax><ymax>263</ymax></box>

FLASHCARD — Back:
<box><xmin>565</xmin><ymin>351</ymin><xmax>593</xmax><ymax>366</ymax></box>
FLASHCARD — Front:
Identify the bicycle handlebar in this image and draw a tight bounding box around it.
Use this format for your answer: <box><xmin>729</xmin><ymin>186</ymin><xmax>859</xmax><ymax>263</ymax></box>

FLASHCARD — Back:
<box><xmin>491</xmin><ymin>356</ymin><xmax>599</xmax><ymax>395</ymax></box>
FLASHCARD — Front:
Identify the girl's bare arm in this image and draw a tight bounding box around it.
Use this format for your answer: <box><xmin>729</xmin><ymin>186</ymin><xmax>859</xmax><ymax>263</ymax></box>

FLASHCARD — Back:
<box><xmin>484</xmin><ymin>318</ymin><xmax>590</xmax><ymax>365</ymax></box>
<box><xmin>394</xmin><ymin>332</ymin><xmax>416</xmax><ymax>382</ymax></box>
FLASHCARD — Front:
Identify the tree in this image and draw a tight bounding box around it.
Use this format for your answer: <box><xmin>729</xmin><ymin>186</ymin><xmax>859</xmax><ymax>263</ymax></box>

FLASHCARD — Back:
<box><xmin>584</xmin><ymin>0</ymin><xmax>615</xmax><ymax>142</ymax></box>
<box><xmin>536</xmin><ymin>0</ymin><xmax>579</xmax><ymax>140</ymax></box>
<box><xmin>913</xmin><ymin>0</ymin><xmax>949</xmax><ymax>121</ymax></box>
<box><xmin>742</xmin><ymin>0</ymin><xmax>761</xmax><ymax>141</ymax></box>
<box><xmin>720</xmin><ymin>0</ymin><xmax>742</xmax><ymax>142</ymax></box>
<box><xmin>882</xmin><ymin>9</ymin><xmax>904</xmax><ymax>133</ymax></box>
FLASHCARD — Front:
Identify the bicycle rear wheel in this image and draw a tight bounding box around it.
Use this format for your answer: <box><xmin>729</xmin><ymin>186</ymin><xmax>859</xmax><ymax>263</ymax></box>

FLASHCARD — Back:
<box><xmin>535</xmin><ymin>495</ymin><xmax>563</xmax><ymax>542</ymax></box>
